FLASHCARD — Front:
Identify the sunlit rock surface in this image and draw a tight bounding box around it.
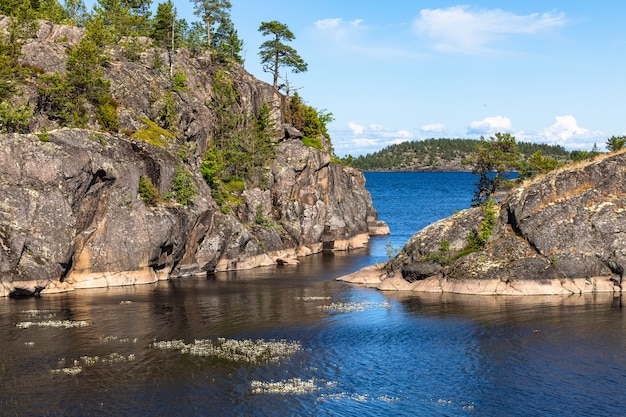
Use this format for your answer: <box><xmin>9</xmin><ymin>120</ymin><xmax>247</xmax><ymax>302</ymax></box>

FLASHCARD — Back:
<box><xmin>340</xmin><ymin>152</ymin><xmax>626</xmax><ymax>295</ymax></box>
<box><xmin>0</xmin><ymin>19</ymin><xmax>387</xmax><ymax>296</ymax></box>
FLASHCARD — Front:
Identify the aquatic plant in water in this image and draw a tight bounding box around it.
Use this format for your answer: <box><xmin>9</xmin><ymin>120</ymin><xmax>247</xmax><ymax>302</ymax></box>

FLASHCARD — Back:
<box><xmin>100</xmin><ymin>335</ymin><xmax>139</xmax><ymax>344</ymax></box>
<box><xmin>151</xmin><ymin>338</ymin><xmax>302</xmax><ymax>365</ymax></box>
<box><xmin>250</xmin><ymin>378</ymin><xmax>336</xmax><ymax>395</ymax></box>
<box><xmin>294</xmin><ymin>296</ymin><xmax>332</xmax><ymax>301</ymax></box>
<box><xmin>51</xmin><ymin>353</ymin><xmax>136</xmax><ymax>375</ymax></box>
<box><xmin>316</xmin><ymin>301</ymin><xmax>391</xmax><ymax>313</ymax></box>
<box><xmin>16</xmin><ymin>320</ymin><xmax>89</xmax><ymax>329</ymax></box>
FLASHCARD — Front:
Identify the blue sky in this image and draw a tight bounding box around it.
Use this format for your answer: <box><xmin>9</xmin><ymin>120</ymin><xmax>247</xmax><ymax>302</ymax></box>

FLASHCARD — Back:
<box><xmin>85</xmin><ymin>1</ymin><xmax>626</xmax><ymax>156</ymax></box>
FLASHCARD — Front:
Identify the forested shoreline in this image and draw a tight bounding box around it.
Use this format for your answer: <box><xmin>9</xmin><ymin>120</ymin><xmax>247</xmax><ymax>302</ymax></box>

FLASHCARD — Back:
<box><xmin>348</xmin><ymin>137</ymin><xmax>603</xmax><ymax>171</ymax></box>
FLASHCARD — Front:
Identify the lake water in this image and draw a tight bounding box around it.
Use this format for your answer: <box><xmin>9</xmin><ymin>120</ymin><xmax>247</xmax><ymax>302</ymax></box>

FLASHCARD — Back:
<box><xmin>1</xmin><ymin>172</ymin><xmax>624</xmax><ymax>416</ymax></box>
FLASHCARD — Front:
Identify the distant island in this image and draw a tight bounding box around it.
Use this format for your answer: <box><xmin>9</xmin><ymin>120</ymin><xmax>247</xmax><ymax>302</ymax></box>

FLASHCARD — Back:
<box><xmin>348</xmin><ymin>138</ymin><xmax>597</xmax><ymax>171</ymax></box>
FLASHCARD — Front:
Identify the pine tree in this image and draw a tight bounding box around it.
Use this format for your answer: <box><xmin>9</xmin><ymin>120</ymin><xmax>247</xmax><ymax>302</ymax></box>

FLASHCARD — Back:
<box><xmin>258</xmin><ymin>20</ymin><xmax>307</xmax><ymax>91</ymax></box>
<box><xmin>191</xmin><ymin>0</ymin><xmax>232</xmax><ymax>61</ymax></box>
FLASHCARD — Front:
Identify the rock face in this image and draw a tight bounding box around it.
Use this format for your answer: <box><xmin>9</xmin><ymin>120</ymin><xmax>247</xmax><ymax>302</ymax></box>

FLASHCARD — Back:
<box><xmin>340</xmin><ymin>152</ymin><xmax>626</xmax><ymax>295</ymax></box>
<box><xmin>0</xmin><ymin>20</ymin><xmax>388</xmax><ymax>296</ymax></box>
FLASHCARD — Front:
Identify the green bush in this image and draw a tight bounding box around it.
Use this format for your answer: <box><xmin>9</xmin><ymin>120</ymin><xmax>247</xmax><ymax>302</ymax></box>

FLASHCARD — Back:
<box><xmin>0</xmin><ymin>102</ymin><xmax>32</xmax><ymax>133</ymax></box>
<box><xmin>158</xmin><ymin>91</ymin><xmax>177</xmax><ymax>129</ymax></box>
<box><xmin>466</xmin><ymin>198</ymin><xmax>496</xmax><ymax>250</ymax></box>
<box><xmin>169</xmin><ymin>165</ymin><xmax>196</xmax><ymax>206</ymax></box>
<box><xmin>38</xmin><ymin>127</ymin><xmax>50</xmax><ymax>142</ymax></box>
<box><xmin>96</xmin><ymin>96</ymin><xmax>119</xmax><ymax>132</ymax></box>
<box><xmin>172</xmin><ymin>69</ymin><xmax>187</xmax><ymax>92</ymax></box>
<box><xmin>138</xmin><ymin>175</ymin><xmax>159</xmax><ymax>205</ymax></box>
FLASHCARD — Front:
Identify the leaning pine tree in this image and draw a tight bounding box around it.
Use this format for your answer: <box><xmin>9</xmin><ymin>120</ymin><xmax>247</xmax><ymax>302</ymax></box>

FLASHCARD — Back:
<box><xmin>258</xmin><ymin>20</ymin><xmax>307</xmax><ymax>92</ymax></box>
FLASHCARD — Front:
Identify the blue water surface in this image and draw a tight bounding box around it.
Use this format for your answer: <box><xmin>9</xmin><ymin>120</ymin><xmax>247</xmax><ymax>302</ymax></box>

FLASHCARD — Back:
<box><xmin>0</xmin><ymin>172</ymin><xmax>624</xmax><ymax>417</ymax></box>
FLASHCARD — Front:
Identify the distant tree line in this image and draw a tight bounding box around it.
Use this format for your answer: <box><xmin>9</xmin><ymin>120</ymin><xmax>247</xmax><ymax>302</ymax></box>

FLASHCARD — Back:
<box><xmin>348</xmin><ymin>137</ymin><xmax>607</xmax><ymax>172</ymax></box>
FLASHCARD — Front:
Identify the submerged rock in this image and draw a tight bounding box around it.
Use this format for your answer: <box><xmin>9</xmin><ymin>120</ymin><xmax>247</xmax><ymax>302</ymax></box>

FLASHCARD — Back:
<box><xmin>340</xmin><ymin>152</ymin><xmax>626</xmax><ymax>295</ymax></box>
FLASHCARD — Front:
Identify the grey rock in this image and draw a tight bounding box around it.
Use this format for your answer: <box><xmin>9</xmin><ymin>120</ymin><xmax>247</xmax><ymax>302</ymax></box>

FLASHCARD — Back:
<box><xmin>384</xmin><ymin>152</ymin><xmax>626</xmax><ymax>294</ymax></box>
<box><xmin>0</xmin><ymin>20</ymin><xmax>387</xmax><ymax>296</ymax></box>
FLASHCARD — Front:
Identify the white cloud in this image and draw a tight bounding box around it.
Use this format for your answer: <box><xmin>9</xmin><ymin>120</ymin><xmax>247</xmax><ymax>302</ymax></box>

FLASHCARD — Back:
<box><xmin>347</xmin><ymin>121</ymin><xmax>364</xmax><ymax>135</ymax></box>
<box><xmin>468</xmin><ymin>116</ymin><xmax>513</xmax><ymax>134</ymax></box>
<box><xmin>541</xmin><ymin>115</ymin><xmax>604</xmax><ymax>148</ymax></box>
<box><xmin>414</xmin><ymin>6</ymin><xmax>565</xmax><ymax>54</ymax></box>
<box><xmin>397</xmin><ymin>129</ymin><xmax>412</xmax><ymax>139</ymax></box>
<box><xmin>332</xmin><ymin>123</ymin><xmax>415</xmax><ymax>156</ymax></box>
<box><xmin>313</xmin><ymin>18</ymin><xmax>366</xmax><ymax>44</ymax></box>
<box><xmin>420</xmin><ymin>123</ymin><xmax>447</xmax><ymax>134</ymax></box>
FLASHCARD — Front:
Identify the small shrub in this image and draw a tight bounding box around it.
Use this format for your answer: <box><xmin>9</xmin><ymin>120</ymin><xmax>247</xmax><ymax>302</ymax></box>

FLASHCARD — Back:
<box><xmin>158</xmin><ymin>91</ymin><xmax>177</xmax><ymax>129</ymax></box>
<box><xmin>122</xmin><ymin>37</ymin><xmax>143</xmax><ymax>62</ymax></box>
<box><xmin>466</xmin><ymin>198</ymin><xmax>496</xmax><ymax>250</ymax></box>
<box><xmin>169</xmin><ymin>165</ymin><xmax>196</xmax><ymax>206</ymax></box>
<box><xmin>0</xmin><ymin>102</ymin><xmax>33</xmax><ymax>133</ymax></box>
<box><xmin>138</xmin><ymin>175</ymin><xmax>159</xmax><ymax>205</ymax></box>
<box><xmin>254</xmin><ymin>204</ymin><xmax>275</xmax><ymax>227</ymax></box>
<box><xmin>224</xmin><ymin>178</ymin><xmax>245</xmax><ymax>193</ymax></box>
<box><xmin>172</xmin><ymin>69</ymin><xmax>187</xmax><ymax>92</ymax></box>
<box><xmin>200</xmin><ymin>147</ymin><xmax>225</xmax><ymax>187</ymax></box>
<box><xmin>96</xmin><ymin>96</ymin><xmax>119</xmax><ymax>132</ymax></box>
<box><xmin>38</xmin><ymin>127</ymin><xmax>50</xmax><ymax>142</ymax></box>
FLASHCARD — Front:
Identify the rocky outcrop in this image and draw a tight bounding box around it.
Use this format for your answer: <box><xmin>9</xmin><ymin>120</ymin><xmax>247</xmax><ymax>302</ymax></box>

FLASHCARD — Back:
<box><xmin>0</xmin><ymin>20</ymin><xmax>388</xmax><ymax>296</ymax></box>
<box><xmin>0</xmin><ymin>128</ymin><xmax>387</xmax><ymax>297</ymax></box>
<box><xmin>340</xmin><ymin>152</ymin><xmax>626</xmax><ymax>295</ymax></box>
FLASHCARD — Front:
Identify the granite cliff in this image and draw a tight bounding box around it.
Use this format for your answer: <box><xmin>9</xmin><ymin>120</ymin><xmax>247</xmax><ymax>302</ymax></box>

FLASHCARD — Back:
<box><xmin>340</xmin><ymin>151</ymin><xmax>626</xmax><ymax>295</ymax></box>
<box><xmin>0</xmin><ymin>19</ymin><xmax>388</xmax><ymax>296</ymax></box>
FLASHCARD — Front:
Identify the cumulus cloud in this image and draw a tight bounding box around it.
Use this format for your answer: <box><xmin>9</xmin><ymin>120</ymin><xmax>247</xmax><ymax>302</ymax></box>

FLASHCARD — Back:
<box><xmin>541</xmin><ymin>115</ymin><xmax>604</xmax><ymax>148</ymax></box>
<box><xmin>468</xmin><ymin>116</ymin><xmax>513</xmax><ymax>135</ymax></box>
<box><xmin>332</xmin><ymin>123</ymin><xmax>415</xmax><ymax>156</ymax></box>
<box><xmin>420</xmin><ymin>123</ymin><xmax>447</xmax><ymax>134</ymax></box>
<box><xmin>414</xmin><ymin>6</ymin><xmax>565</xmax><ymax>54</ymax></box>
<box><xmin>347</xmin><ymin>121</ymin><xmax>364</xmax><ymax>135</ymax></box>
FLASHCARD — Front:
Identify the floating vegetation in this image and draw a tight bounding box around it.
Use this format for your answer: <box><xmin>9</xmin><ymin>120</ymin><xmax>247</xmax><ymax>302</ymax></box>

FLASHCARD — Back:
<box><xmin>316</xmin><ymin>300</ymin><xmax>391</xmax><ymax>313</ymax></box>
<box><xmin>50</xmin><ymin>366</ymin><xmax>83</xmax><ymax>375</ymax></box>
<box><xmin>21</xmin><ymin>309</ymin><xmax>55</xmax><ymax>314</ymax></box>
<box><xmin>318</xmin><ymin>392</ymin><xmax>399</xmax><ymax>403</ymax></box>
<box><xmin>318</xmin><ymin>392</ymin><xmax>371</xmax><ymax>402</ymax></box>
<box><xmin>151</xmin><ymin>338</ymin><xmax>301</xmax><ymax>365</ymax></box>
<box><xmin>21</xmin><ymin>310</ymin><xmax>56</xmax><ymax>319</ymax></box>
<box><xmin>294</xmin><ymin>296</ymin><xmax>332</xmax><ymax>301</ymax></box>
<box><xmin>51</xmin><ymin>353</ymin><xmax>136</xmax><ymax>375</ymax></box>
<box><xmin>16</xmin><ymin>320</ymin><xmax>89</xmax><ymax>329</ymax></box>
<box><xmin>75</xmin><ymin>353</ymin><xmax>136</xmax><ymax>366</ymax></box>
<box><xmin>100</xmin><ymin>335</ymin><xmax>139</xmax><ymax>344</ymax></box>
<box><xmin>250</xmin><ymin>378</ymin><xmax>336</xmax><ymax>395</ymax></box>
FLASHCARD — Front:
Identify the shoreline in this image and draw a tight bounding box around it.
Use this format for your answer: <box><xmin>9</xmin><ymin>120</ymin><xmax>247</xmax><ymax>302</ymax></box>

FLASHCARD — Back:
<box><xmin>337</xmin><ymin>265</ymin><xmax>622</xmax><ymax>296</ymax></box>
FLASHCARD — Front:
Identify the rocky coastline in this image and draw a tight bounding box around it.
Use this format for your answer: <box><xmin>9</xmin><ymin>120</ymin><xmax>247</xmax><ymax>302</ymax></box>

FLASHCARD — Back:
<box><xmin>0</xmin><ymin>19</ymin><xmax>388</xmax><ymax>297</ymax></box>
<box><xmin>339</xmin><ymin>152</ymin><xmax>626</xmax><ymax>295</ymax></box>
